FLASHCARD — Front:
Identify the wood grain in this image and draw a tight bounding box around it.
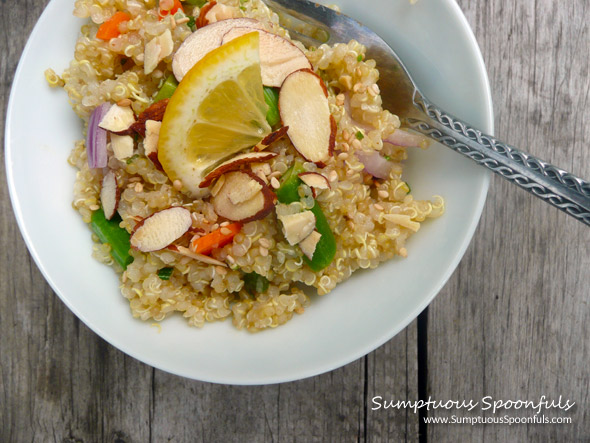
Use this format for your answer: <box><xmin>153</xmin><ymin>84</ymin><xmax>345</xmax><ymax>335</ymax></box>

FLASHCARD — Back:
<box><xmin>1</xmin><ymin>0</ymin><xmax>588</xmax><ymax>442</ymax></box>
<box><xmin>427</xmin><ymin>0</ymin><xmax>590</xmax><ymax>441</ymax></box>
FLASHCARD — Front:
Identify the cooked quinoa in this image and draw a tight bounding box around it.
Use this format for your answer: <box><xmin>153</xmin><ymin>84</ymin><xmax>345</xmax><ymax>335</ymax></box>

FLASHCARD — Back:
<box><xmin>50</xmin><ymin>0</ymin><xmax>444</xmax><ymax>332</ymax></box>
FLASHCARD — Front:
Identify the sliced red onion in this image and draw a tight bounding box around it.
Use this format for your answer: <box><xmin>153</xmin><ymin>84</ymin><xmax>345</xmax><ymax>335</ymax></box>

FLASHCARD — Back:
<box><xmin>384</xmin><ymin>129</ymin><xmax>428</xmax><ymax>148</ymax></box>
<box><xmin>356</xmin><ymin>151</ymin><xmax>393</xmax><ymax>179</ymax></box>
<box><xmin>87</xmin><ymin>102</ymin><xmax>111</xmax><ymax>168</ymax></box>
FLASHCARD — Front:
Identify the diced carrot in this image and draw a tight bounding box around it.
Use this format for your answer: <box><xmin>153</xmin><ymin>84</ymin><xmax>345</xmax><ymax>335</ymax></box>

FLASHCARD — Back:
<box><xmin>159</xmin><ymin>0</ymin><xmax>184</xmax><ymax>20</ymax></box>
<box><xmin>190</xmin><ymin>222</ymin><xmax>242</xmax><ymax>255</ymax></box>
<box><xmin>96</xmin><ymin>12</ymin><xmax>131</xmax><ymax>41</ymax></box>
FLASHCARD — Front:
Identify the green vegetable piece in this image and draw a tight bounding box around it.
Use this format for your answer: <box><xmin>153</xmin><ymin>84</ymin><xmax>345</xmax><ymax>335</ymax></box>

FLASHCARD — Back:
<box><xmin>357</xmin><ymin>54</ymin><xmax>363</xmax><ymax>62</ymax></box>
<box><xmin>154</xmin><ymin>75</ymin><xmax>178</xmax><ymax>102</ymax></box>
<box><xmin>243</xmin><ymin>272</ymin><xmax>269</xmax><ymax>295</ymax></box>
<box><xmin>157</xmin><ymin>267</ymin><xmax>174</xmax><ymax>280</ymax></box>
<box><xmin>405</xmin><ymin>182</ymin><xmax>411</xmax><ymax>193</ymax></box>
<box><xmin>186</xmin><ymin>15</ymin><xmax>196</xmax><ymax>31</ymax></box>
<box><xmin>182</xmin><ymin>0</ymin><xmax>208</xmax><ymax>6</ymax></box>
<box><xmin>305</xmin><ymin>202</ymin><xmax>337</xmax><ymax>271</ymax></box>
<box><xmin>384</xmin><ymin>155</ymin><xmax>391</xmax><ymax>161</ymax></box>
<box><xmin>263</xmin><ymin>86</ymin><xmax>281</xmax><ymax>127</ymax></box>
<box><xmin>355</xmin><ymin>131</ymin><xmax>364</xmax><ymax>140</ymax></box>
<box><xmin>276</xmin><ymin>162</ymin><xmax>337</xmax><ymax>271</ymax></box>
<box><xmin>276</xmin><ymin>161</ymin><xmax>305</xmax><ymax>204</ymax></box>
<box><xmin>90</xmin><ymin>208</ymin><xmax>134</xmax><ymax>270</ymax></box>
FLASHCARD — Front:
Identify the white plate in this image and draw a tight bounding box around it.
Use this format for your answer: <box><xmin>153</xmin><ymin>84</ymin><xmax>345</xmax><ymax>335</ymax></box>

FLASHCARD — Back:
<box><xmin>6</xmin><ymin>0</ymin><xmax>492</xmax><ymax>384</ymax></box>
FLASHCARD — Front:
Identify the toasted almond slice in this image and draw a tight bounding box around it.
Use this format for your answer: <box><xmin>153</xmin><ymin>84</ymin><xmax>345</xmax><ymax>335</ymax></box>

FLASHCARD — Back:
<box><xmin>279</xmin><ymin>69</ymin><xmax>335</xmax><ymax>164</ymax></box>
<box><xmin>199</xmin><ymin>151</ymin><xmax>278</xmax><ymax>188</ymax></box>
<box><xmin>298</xmin><ymin>172</ymin><xmax>330</xmax><ymax>190</ymax></box>
<box><xmin>101</xmin><ymin>170</ymin><xmax>120</xmax><ymax>220</ymax></box>
<box><xmin>212</xmin><ymin>171</ymin><xmax>276</xmax><ymax>222</ymax></box>
<box><xmin>299</xmin><ymin>230</ymin><xmax>321</xmax><ymax>259</ymax></box>
<box><xmin>169</xmin><ymin>244</ymin><xmax>227</xmax><ymax>267</ymax></box>
<box><xmin>253</xmin><ymin>126</ymin><xmax>289</xmax><ymax>152</ymax></box>
<box><xmin>99</xmin><ymin>104</ymin><xmax>135</xmax><ymax>132</ymax></box>
<box><xmin>144</xmin><ymin>120</ymin><xmax>161</xmax><ymax>156</ymax></box>
<box><xmin>222</xmin><ymin>28</ymin><xmax>312</xmax><ymax>87</ymax></box>
<box><xmin>144</xmin><ymin>120</ymin><xmax>164</xmax><ymax>171</ymax></box>
<box><xmin>172</xmin><ymin>18</ymin><xmax>266</xmax><ymax>82</ymax></box>
<box><xmin>196</xmin><ymin>0</ymin><xmax>217</xmax><ymax>28</ymax></box>
<box><xmin>111</xmin><ymin>134</ymin><xmax>134</xmax><ymax>160</ymax></box>
<box><xmin>277</xmin><ymin>210</ymin><xmax>316</xmax><ymax>245</ymax></box>
<box><xmin>130</xmin><ymin>207</ymin><xmax>192</xmax><ymax>252</ymax></box>
<box><xmin>199</xmin><ymin>2</ymin><xmax>240</xmax><ymax>28</ymax></box>
<box><xmin>228</xmin><ymin>178</ymin><xmax>263</xmax><ymax>205</ymax></box>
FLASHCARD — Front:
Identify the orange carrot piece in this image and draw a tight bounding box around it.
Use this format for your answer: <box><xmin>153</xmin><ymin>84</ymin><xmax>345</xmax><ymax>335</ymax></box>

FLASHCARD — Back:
<box><xmin>191</xmin><ymin>223</ymin><xmax>242</xmax><ymax>255</ymax></box>
<box><xmin>159</xmin><ymin>0</ymin><xmax>184</xmax><ymax>19</ymax></box>
<box><xmin>96</xmin><ymin>11</ymin><xmax>131</xmax><ymax>41</ymax></box>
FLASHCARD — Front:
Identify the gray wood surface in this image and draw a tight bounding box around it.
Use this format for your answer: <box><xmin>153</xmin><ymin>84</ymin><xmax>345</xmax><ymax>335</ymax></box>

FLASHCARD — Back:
<box><xmin>1</xmin><ymin>0</ymin><xmax>588</xmax><ymax>441</ymax></box>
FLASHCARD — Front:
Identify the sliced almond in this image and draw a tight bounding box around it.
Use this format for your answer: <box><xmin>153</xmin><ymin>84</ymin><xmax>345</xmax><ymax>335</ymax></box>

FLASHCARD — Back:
<box><xmin>144</xmin><ymin>120</ymin><xmax>161</xmax><ymax>156</ymax></box>
<box><xmin>144</xmin><ymin>29</ymin><xmax>174</xmax><ymax>75</ymax></box>
<box><xmin>253</xmin><ymin>126</ymin><xmax>289</xmax><ymax>151</ymax></box>
<box><xmin>168</xmin><ymin>244</ymin><xmax>227</xmax><ymax>267</ymax></box>
<box><xmin>299</xmin><ymin>230</ymin><xmax>321</xmax><ymax>260</ymax></box>
<box><xmin>212</xmin><ymin>171</ymin><xmax>276</xmax><ymax>222</ymax></box>
<box><xmin>227</xmin><ymin>179</ymin><xmax>263</xmax><ymax>205</ymax></box>
<box><xmin>279</xmin><ymin>69</ymin><xmax>335</xmax><ymax>164</ymax></box>
<box><xmin>199</xmin><ymin>151</ymin><xmax>278</xmax><ymax>188</ymax></box>
<box><xmin>196</xmin><ymin>1</ymin><xmax>217</xmax><ymax>28</ymax></box>
<box><xmin>144</xmin><ymin>120</ymin><xmax>163</xmax><ymax>171</ymax></box>
<box><xmin>130</xmin><ymin>207</ymin><xmax>192</xmax><ymax>252</ymax></box>
<box><xmin>298</xmin><ymin>172</ymin><xmax>330</xmax><ymax>190</ymax></box>
<box><xmin>198</xmin><ymin>1</ymin><xmax>239</xmax><ymax>28</ymax></box>
<box><xmin>222</xmin><ymin>28</ymin><xmax>312</xmax><ymax>87</ymax></box>
<box><xmin>99</xmin><ymin>104</ymin><xmax>135</xmax><ymax>132</ymax></box>
<box><xmin>111</xmin><ymin>134</ymin><xmax>134</xmax><ymax>160</ymax></box>
<box><xmin>100</xmin><ymin>170</ymin><xmax>120</xmax><ymax>220</ymax></box>
<box><xmin>172</xmin><ymin>18</ymin><xmax>266</xmax><ymax>82</ymax></box>
<box><xmin>277</xmin><ymin>210</ymin><xmax>316</xmax><ymax>245</ymax></box>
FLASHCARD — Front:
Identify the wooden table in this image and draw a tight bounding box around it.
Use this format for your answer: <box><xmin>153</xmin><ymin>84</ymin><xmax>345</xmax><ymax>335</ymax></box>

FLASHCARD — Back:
<box><xmin>2</xmin><ymin>0</ymin><xmax>589</xmax><ymax>441</ymax></box>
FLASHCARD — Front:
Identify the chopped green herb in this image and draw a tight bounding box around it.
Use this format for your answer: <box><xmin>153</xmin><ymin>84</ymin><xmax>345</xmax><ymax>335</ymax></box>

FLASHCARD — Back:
<box><xmin>187</xmin><ymin>16</ymin><xmax>196</xmax><ymax>31</ymax></box>
<box><xmin>243</xmin><ymin>272</ymin><xmax>269</xmax><ymax>295</ymax></box>
<box><xmin>384</xmin><ymin>155</ymin><xmax>391</xmax><ymax>161</ymax></box>
<box><xmin>126</xmin><ymin>154</ymin><xmax>139</xmax><ymax>164</ymax></box>
<box><xmin>355</xmin><ymin>131</ymin><xmax>364</xmax><ymax>140</ymax></box>
<box><xmin>157</xmin><ymin>267</ymin><xmax>174</xmax><ymax>280</ymax></box>
<box><xmin>405</xmin><ymin>182</ymin><xmax>411</xmax><ymax>193</ymax></box>
<box><xmin>357</xmin><ymin>54</ymin><xmax>363</xmax><ymax>62</ymax></box>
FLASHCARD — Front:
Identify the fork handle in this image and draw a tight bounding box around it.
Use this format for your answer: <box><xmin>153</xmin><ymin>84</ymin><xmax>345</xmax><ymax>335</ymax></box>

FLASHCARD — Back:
<box><xmin>404</xmin><ymin>93</ymin><xmax>590</xmax><ymax>226</ymax></box>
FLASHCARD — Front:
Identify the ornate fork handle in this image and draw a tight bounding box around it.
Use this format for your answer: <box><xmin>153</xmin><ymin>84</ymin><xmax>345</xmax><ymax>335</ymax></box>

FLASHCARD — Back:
<box><xmin>405</xmin><ymin>93</ymin><xmax>590</xmax><ymax>226</ymax></box>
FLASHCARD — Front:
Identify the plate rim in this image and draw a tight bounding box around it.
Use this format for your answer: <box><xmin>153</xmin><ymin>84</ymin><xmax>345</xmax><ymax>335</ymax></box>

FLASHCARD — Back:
<box><xmin>5</xmin><ymin>0</ymin><xmax>493</xmax><ymax>385</ymax></box>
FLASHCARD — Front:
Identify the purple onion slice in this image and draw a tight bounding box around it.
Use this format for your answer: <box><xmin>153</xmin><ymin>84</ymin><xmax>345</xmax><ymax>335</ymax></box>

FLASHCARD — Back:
<box><xmin>86</xmin><ymin>102</ymin><xmax>111</xmax><ymax>168</ymax></box>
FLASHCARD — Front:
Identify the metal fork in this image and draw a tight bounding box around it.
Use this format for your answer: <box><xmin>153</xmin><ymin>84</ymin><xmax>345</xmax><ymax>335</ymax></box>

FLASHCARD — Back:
<box><xmin>263</xmin><ymin>0</ymin><xmax>590</xmax><ymax>226</ymax></box>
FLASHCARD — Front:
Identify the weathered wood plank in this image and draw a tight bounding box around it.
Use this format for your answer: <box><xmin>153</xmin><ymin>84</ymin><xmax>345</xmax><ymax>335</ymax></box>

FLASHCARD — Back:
<box><xmin>427</xmin><ymin>0</ymin><xmax>590</xmax><ymax>441</ymax></box>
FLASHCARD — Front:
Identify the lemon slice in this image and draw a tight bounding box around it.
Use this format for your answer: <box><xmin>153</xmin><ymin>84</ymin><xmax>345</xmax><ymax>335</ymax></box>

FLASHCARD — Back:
<box><xmin>159</xmin><ymin>32</ymin><xmax>271</xmax><ymax>196</ymax></box>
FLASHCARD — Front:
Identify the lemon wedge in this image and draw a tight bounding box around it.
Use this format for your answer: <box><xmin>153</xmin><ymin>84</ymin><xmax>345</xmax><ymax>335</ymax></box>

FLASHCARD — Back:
<box><xmin>159</xmin><ymin>32</ymin><xmax>271</xmax><ymax>196</ymax></box>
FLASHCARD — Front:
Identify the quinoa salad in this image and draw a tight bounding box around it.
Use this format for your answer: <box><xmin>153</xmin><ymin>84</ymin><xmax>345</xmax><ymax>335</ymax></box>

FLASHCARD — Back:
<box><xmin>46</xmin><ymin>0</ymin><xmax>444</xmax><ymax>332</ymax></box>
